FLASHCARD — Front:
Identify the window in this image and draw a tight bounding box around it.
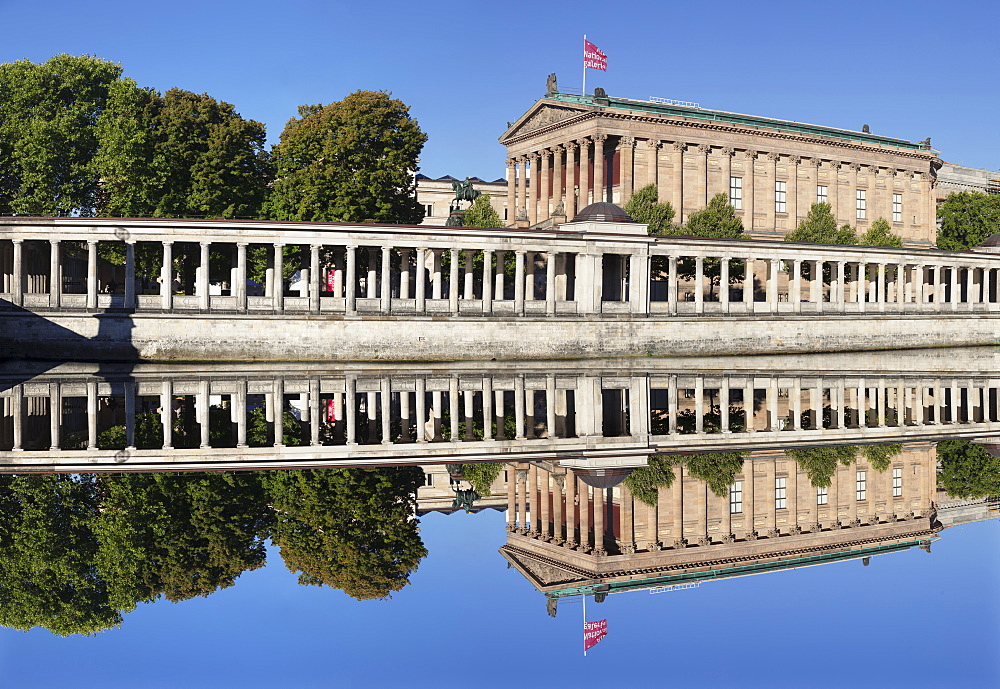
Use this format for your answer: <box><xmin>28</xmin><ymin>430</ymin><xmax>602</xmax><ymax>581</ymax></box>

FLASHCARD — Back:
<box><xmin>892</xmin><ymin>194</ymin><xmax>902</xmax><ymax>222</ymax></box>
<box><xmin>424</xmin><ymin>473</ymin><xmax>434</xmax><ymax>486</ymax></box>
<box><xmin>424</xmin><ymin>204</ymin><xmax>434</xmax><ymax>217</ymax></box>
<box><xmin>892</xmin><ymin>468</ymin><xmax>902</xmax><ymax>497</ymax></box>
<box><xmin>775</xmin><ymin>181</ymin><xmax>787</xmax><ymax>213</ymax></box>
<box><xmin>856</xmin><ymin>190</ymin><xmax>866</xmax><ymax>220</ymax></box>
<box><xmin>730</xmin><ymin>481</ymin><xmax>743</xmax><ymax>514</ymax></box>
<box><xmin>775</xmin><ymin>477</ymin><xmax>787</xmax><ymax>509</ymax></box>
<box><xmin>856</xmin><ymin>470</ymin><xmax>867</xmax><ymax>501</ymax></box>
<box><xmin>504</xmin><ymin>207</ymin><xmax>508</xmax><ymax>220</ymax></box>
<box><xmin>817</xmin><ymin>486</ymin><xmax>828</xmax><ymax>505</ymax></box>
<box><xmin>730</xmin><ymin>177</ymin><xmax>743</xmax><ymax>210</ymax></box>
<box><xmin>816</xmin><ymin>185</ymin><xmax>828</xmax><ymax>204</ymax></box>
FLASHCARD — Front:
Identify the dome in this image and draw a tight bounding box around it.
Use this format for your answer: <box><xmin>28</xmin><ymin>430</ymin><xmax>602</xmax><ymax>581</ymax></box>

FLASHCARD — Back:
<box><xmin>574</xmin><ymin>467</ymin><xmax>634</xmax><ymax>489</ymax></box>
<box><xmin>572</xmin><ymin>202</ymin><xmax>635</xmax><ymax>223</ymax></box>
<box><xmin>980</xmin><ymin>232</ymin><xmax>1000</xmax><ymax>248</ymax></box>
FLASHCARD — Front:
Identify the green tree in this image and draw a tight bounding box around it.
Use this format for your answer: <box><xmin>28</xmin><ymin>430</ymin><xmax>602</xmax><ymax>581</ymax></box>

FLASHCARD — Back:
<box><xmin>95</xmin><ymin>87</ymin><xmax>271</xmax><ymax>219</ymax></box>
<box><xmin>0</xmin><ymin>54</ymin><xmax>124</xmax><ymax>216</ymax></box>
<box><xmin>936</xmin><ymin>439</ymin><xmax>1000</xmax><ymax>499</ymax></box>
<box><xmin>682</xmin><ymin>193</ymin><xmax>744</xmax><ymax>239</ymax></box>
<box><xmin>460</xmin><ymin>462</ymin><xmax>504</xmax><ymax>495</ymax></box>
<box><xmin>625</xmin><ymin>455</ymin><xmax>678</xmax><ymax>506</ymax></box>
<box><xmin>0</xmin><ymin>474</ymin><xmax>123</xmax><ymax>636</ymax></box>
<box><xmin>461</xmin><ymin>194</ymin><xmax>504</xmax><ymax>228</ymax></box>
<box><xmin>263</xmin><ymin>91</ymin><xmax>427</xmax><ymax>224</ymax></box>
<box><xmin>785</xmin><ymin>446</ymin><xmax>859</xmax><ymax>487</ymax></box>
<box><xmin>266</xmin><ymin>467</ymin><xmax>427</xmax><ymax>600</ymax></box>
<box><xmin>859</xmin><ymin>218</ymin><xmax>903</xmax><ymax>247</ymax></box>
<box><xmin>685</xmin><ymin>452</ymin><xmax>747</xmax><ymax>497</ymax></box>
<box><xmin>623</xmin><ymin>184</ymin><xmax>676</xmax><ymax>234</ymax></box>
<box><xmin>785</xmin><ymin>203</ymin><xmax>858</xmax><ymax>245</ymax></box>
<box><xmin>936</xmin><ymin>191</ymin><xmax>1000</xmax><ymax>251</ymax></box>
<box><xmin>860</xmin><ymin>443</ymin><xmax>903</xmax><ymax>472</ymax></box>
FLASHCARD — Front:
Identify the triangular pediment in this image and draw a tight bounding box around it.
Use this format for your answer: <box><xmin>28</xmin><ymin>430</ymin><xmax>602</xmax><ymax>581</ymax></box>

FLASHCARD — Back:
<box><xmin>500</xmin><ymin>546</ymin><xmax>590</xmax><ymax>590</ymax></box>
<box><xmin>500</xmin><ymin>99</ymin><xmax>589</xmax><ymax>142</ymax></box>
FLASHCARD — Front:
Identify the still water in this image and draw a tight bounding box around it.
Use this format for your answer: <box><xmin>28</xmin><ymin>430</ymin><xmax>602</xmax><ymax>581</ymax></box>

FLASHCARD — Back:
<box><xmin>0</xmin><ymin>353</ymin><xmax>997</xmax><ymax>688</ymax></box>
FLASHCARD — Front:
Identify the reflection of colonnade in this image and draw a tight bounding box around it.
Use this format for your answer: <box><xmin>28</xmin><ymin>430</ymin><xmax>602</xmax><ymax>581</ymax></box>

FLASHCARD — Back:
<box><xmin>3</xmin><ymin>369</ymin><xmax>1000</xmax><ymax>470</ymax></box>
<box><xmin>3</xmin><ymin>218</ymin><xmax>1000</xmax><ymax>320</ymax></box>
<box><xmin>501</xmin><ymin>444</ymin><xmax>940</xmax><ymax>606</ymax></box>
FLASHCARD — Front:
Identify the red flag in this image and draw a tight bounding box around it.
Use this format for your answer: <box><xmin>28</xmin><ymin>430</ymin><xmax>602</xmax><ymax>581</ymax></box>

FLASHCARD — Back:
<box><xmin>584</xmin><ymin>40</ymin><xmax>607</xmax><ymax>71</ymax></box>
<box><xmin>583</xmin><ymin>619</ymin><xmax>607</xmax><ymax>651</ymax></box>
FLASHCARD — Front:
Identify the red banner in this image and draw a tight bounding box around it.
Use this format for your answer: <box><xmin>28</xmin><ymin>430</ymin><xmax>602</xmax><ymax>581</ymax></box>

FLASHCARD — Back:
<box><xmin>326</xmin><ymin>269</ymin><xmax>336</xmax><ymax>291</ymax></box>
<box><xmin>584</xmin><ymin>40</ymin><xmax>607</xmax><ymax>71</ymax></box>
<box><xmin>583</xmin><ymin>619</ymin><xmax>607</xmax><ymax>651</ymax></box>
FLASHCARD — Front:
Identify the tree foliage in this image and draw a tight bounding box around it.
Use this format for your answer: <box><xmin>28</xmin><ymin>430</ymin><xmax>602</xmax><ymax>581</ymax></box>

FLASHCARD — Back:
<box><xmin>785</xmin><ymin>446</ymin><xmax>859</xmax><ymax>487</ymax></box>
<box><xmin>623</xmin><ymin>184</ymin><xmax>676</xmax><ymax>234</ymax></box>
<box><xmin>460</xmin><ymin>462</ymin><xmax>504</xmax><ymax>495</ymax></box>
<box><xmin>94</xmin><ymin>87</ymin><xmax>271</xmax><ymax>219</ymax></box>
<box><xmin>265</xmin><ymin>467</ymin><xmax>427</xmax><ymax>600</ymax></box>
<box><xmin>264</xmin><ymin>91</ymin><xmax>427</xmax><ymax>224</ymax></box>
<box><xmin>682</xmin><ymin>193</ymin><xmax>744</xmax><ymax>238</ymax></box>
<box><xmin>785</xmin><ymin>203</ymin><xmax>858</xmax><ymax>245</ymax></box>
<box><xmin>936</xmin><ymin>439</ymin><xmax>1000</xmax><ymax>499</ymax></box>
<box><xmin>625</xmin><ymin>452</ymin><xmax>747</xmax><ymax>505</ymax></box>
<box><xmin>860</xmin><ymin>443</ymin><xmax>903</xmax><ymax>473</ymax></box>
<box><xmin>936</xmin><ymin>191</ymin><xmax>1000</xmax><ymax>251</ymax></box>
<box><xmin>625</xmin><ymin>455</ymin><xmax>678</xmax><ymax>506</ymax></box>
<box><xmin>859</xmin><ymin>218</ymin><xmax>903</xmax><ymax>247</ymax></box>
<box><xmin>461</xmin><ymin>194</ymin><xmax>504</xmax><ymax>228</ymax></box>
<box><xmin>0</xmin><ymin>54</ymin><xmax>123</xmax><ymax>216</ymax></box>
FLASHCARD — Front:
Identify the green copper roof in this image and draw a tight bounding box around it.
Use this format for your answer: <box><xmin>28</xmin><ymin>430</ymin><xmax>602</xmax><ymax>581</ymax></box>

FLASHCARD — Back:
<box><xmin>547</xmin><ymin>538</ymin><xmax>936</xmax><ymax>598</ymax></box>
<box><xmin>545</xmin><ymin>93</ymin><xmax>924</xmax><ymax>152</ymax></box>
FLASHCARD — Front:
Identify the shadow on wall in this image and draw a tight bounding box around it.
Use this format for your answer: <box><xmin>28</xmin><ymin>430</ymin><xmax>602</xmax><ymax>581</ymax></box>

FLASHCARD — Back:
<box><xmin>0</xmin><ymin>298</ymin><xmax>138</xmax><ymax>391</ymax></box>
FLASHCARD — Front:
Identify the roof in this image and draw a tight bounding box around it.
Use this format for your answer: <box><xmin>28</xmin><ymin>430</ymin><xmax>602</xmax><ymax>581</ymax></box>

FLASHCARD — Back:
<box><xmin>507</xmin><ymin>92</ymin><xmax>927</xmax><ymax>152</ymax></box>
<box><xmin>572</xmin><ymin>202</ymin><xmax>635</xmax><ymax>224</ymax></box>
<box><xmin>416</xmin><ymin>174</ymin><xmax>507</xmax><ymax>185</ymax></box>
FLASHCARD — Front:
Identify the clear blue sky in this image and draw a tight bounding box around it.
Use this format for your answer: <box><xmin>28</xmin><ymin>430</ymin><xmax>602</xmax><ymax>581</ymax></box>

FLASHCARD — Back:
<box><xmin>0</xmin><ymin>0</ymin><xmax>997</xmax><ymax>181</ymax></box>
<box><xmin>1</xmin><ymin>509</ymin><xmax>997</xmax><ymax>688</ymax></box>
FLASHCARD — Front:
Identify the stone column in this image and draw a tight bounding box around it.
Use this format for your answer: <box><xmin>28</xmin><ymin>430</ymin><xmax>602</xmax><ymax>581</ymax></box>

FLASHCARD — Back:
<box><xmin>620</xmin><ymin>137</ymin><xmax>636</xmax><ymax>205</ymax></box>
<box><xmin>48</xmin><ymin>240</ymin><xmax>60</xmax><ymax>308</ymax></box>
<box><xmin>431</xmin><ymin>250</ymin><xmax>443</xmax><ymax>300</ymax></box>
<box><xmin>514</xmin><ymin>375</ymin><xmax>526</xmax><ymax>439</ymax></box>
<box><xmin>672</xmin><ymin>142</ymin><xmax>686</xmax><ymax>221</ymax></box>
<box><xmin>310</xmin><ymin>244</ymin><xmax>321</xmax><ymax>313</ymax></box>
<box><xmin>527</xmin><ymin>152</ymin><xmax>539</xmax><ymax>224</ymax></box>
<box><xmin>768</xmin><ymin>258</ymin><xmax>780</xmax><ymax>311</ymax></box>
<box><xmin>766</xmin><ymin>153</ymin><xmax>780</xmax><ymax>232</ymax></box>
<box><xmin>593</xmin><ymin>134</ymin><xmax>607</xmax><ymax>204</ymax></box>
<box><xmin>949</xmin><ymin>264</ymin><xmax>960</xmax><ymax>311</ymax></box>
<box><xmin>743</xmin><ymin>150</ymin><xmax>757</xmax><ymax>232</ymax></box>
<box><xmin>448</xmin><ymin>248</ymin><xmax>460</xmax><ymax>313</ymax></box>
<box><xmin>493</xmin><ymin>251</ymin><xmax>505</xmax><ymax>302</ymax></box>
<box><xmin>668</xmin><ymin>255</ymin><xmax>679</xmax><ymax>315</ymax></box>
<box><xmin>380</xmin><ymin>246</ymin><xmax>392</xmax><ymax>314</ymax></box>
<box><xmin>272</xmin><ymin>243</ymin><xmax>284</xmax><ymax>312</ymax></box>
<box><xmin>161</xmin><ymin>241</ymin><xmax>173</xmax><ymax>310</ymax></box>
<box><xmin>963</xmin><ymin>266</ymin><xmax>973</xmax><ymax>310</ymax></box>
<box><xmin>516</xmin><ymin>156</ymin><xmax>528</xmax><ymax>224</ymax></box>
<box><xmin>792</xmin><ymin>259</ymin><xmax>802</xmax><ymax>313</ymax></box>
<box><xmin>545</xmin><ymin>252</ymin><xmax>557</xmax><ymax>315</ymax></box>
<box><xmin>540</xmin><ymin>148</ymin><xmax>552</xmax><ymax>221</ymax></box>
<box><xmin>345</xmin><ymin>376</ymin><xmax>358</xmax><ymax>445</ymax></box>
<box><xmin>414</xmin><ymin>247</ymin><xmax>425</xmax><ymax>313</ymax></box>
<box><xmin>552</xmin><ymin>144</ymin><xmax>564</xmax><ymax>214</ymax></box>
<box><xmin>483</xmin><ymin>250</ymin><xmax>494</xmax><ymax>313</ymax></box>
<box><xmin>694</xmin><ymin>256</ymin><xmax>704</xmax><ymax>313</ymax></box>
<box><xmin>160</xmin><ymin>380</ymin><xmax>174</xmax><ymax>448</ymax></box>
<box><xmin>345</xmin><ymin>246</ymin><xmax>357</xmax><ymax>314</ymax></box>
<box><xmin>11</xmin><ymin>239</ymin><xmax>23</xmax><ymax>307</ymax></box>
<box><xmin>48</xmin><ymin>382</ymin><xmax>61</xmax><ymax>450</ymax></box>
<box><xmin>197</xmin><ymin>241</ymin><xmax>210</xmax><ymax>310</ymax></box>
<box><xmin>125</xmin><ymin>241</ymin><xmax>137</xmax><ymax>310</ymax></box>
<box><xmin>505</xmin><ymin>158</ymin><xmax>516</xmax><ymax>227</ymax></box>
<box><xmin>721</xmin><ymin>377</ymin><xmax>731</xmax><ymax>432</ymax></box>
<box><xmin>696</xmin><ymin>144</ymin><xmax>710</xmax><ymax>209</ymax></box>
<box><xmin>743</xmin><ymin>257</ymin><xmax>754</xmax><ymax>309</ymax></box>
<box><xmin>577</xmin><ymin>139</ymin><xmax>590</xmax><ymax>207</ymax></box>
<box><xmin>463</xmin><ymin>250</ymin><xmax>475</xmax><ymax>300</ymax></box>
<box><xmin>877</xmin><ymin>263</ymin><xmax>887</xmax><ymax>312</ymax></box>
<box><xmin>514</xmin><ymin>250</ymin><xmax>526</xmax><ymax>315</ymax></box>
<box><xmin>811</xmin><ymin>261</ymin><xmax>822</xmax><ymax>306</ymax></box>
<box><xmin>86</xmin><ymin>381</ymin><xmax>98</xmax><ymax>450</ymax></box>
<box><xmin>86</xmin><ymin>240</ymin><xmax>98</xmax><ymax>310</ymax></box>
<box><xmin>565</xmin><ymin>142</ymin><xmax>578</xmax><ymax>219</ymax></box>
<box><xmin>235</xmin><ymin>242</ymin><xmax>247</xmax><ymax>312</ymax></box>
<box><xmin>720</xmin><ymin>257</ymin><xmax>730</xmax><ymax>312</ymax></box>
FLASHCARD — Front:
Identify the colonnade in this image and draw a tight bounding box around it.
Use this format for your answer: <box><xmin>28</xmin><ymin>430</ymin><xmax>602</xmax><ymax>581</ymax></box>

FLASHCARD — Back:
<box><xmin>506</xmin><ymin>135</ymin><xmax>937</xmax><ymax>243</ymax></box>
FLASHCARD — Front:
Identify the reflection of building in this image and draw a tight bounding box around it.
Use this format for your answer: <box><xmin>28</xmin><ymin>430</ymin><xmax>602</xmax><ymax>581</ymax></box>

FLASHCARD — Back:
<box><xmin>415</xmin><ymin>174</ymin><xmax>508</xmax><ymax>226</ymax></box>
<box><xmin>935</xmin><ymin>163</ymin><xmax>1000</xmax><ymax>200</ymax></box>
<box><xmin>416</xmin><ymin>464</ymin><xmax>508</xmax><ymax>516</ymax></box>
<box><xmin>500</xmin><ymin>444</ymin><xmax>939</xmax><ymax>610</ymax></box>
<box><xmin>501</xmin><ymin>89</ymin><xmax>940</xmax><ymax>246</ymax></box>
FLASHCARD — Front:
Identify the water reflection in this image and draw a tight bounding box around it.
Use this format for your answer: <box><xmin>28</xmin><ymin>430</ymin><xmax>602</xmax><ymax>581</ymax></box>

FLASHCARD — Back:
<box><xmin>0</xmin><ymin>359</ymin><xmax>997</xmax><ymax>637</ymax></box>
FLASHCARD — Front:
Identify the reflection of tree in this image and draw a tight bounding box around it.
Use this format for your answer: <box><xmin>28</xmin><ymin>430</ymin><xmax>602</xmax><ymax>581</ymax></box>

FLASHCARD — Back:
<box><xmin>785</xmin><ymin>446</ymin><xmax>859</xmax><ymax>487</ymax></box>
<box><xmin>860</xmin><ymin>443</ymin><xmax>903</xmax><ymax>472</ymax></box>
<box><xmin>265</xmin><ymin>467</ymin><xmax>426</xmax><ymax>600</ymax></box>
<box><xmin>672</xmin><ymin>405</ymin><xmax>747</xmax><ymax>434</ymax></box>
<box><xmin>94</xmin><ymin>472</ymin><xmax>271</xmax><ymax>606</ymax></box>
<box><xmin>937</xmin><ymin>440</ymin><xmax>1000</xmax><ymax>499</ymax></box>
<box><xmin>626</xmin><ymin>451</ymin><xmax>747</xmax><ymax>505</ymax></box>
<box><xmin>0</xmin><ymin>474</ymin><xmax>120</xmax><ymax>636</ymax></box>
<box><xmin>96</xmin><ymin>410</ymin><xmax>163</xmax><ymax>450</ymax></box>
<box><xmin>459</xmin><ymin>463</ymin><xmax>504</xmax><ymax>495</ymax></box>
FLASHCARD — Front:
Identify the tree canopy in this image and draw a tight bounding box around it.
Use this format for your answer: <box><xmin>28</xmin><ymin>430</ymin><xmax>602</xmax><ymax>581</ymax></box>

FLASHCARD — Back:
<box><xmin>682</xmin><ymin>193</ymin><xmax>744</xmax><ymax>239</ymax></box>
<box><xmin>859</xmin><ymin>218</ymin><xmax>903</xmax><ymax>247</ymax></box>
<box><xmin>936</xmin><ymin>191</ymin><xmax>1000</xmax><ymax>251</ymax></box>
<box><xmin>263</xmin><ymin>91</ymin><xmax>427</xmax><ymax>224</ymax></box>
<box><xmin>623</xmin><ymin>184</ymin><xmax>676</xmax><ymax>234</ymax></box>
<box><xmin>461</xmin><ymin>194</ymin><xmax>504</xmax><ymax>228</ymax></box>
<box><xmin>785</xmin><ymin>203</ymin><xmax>858</xmax><ymax>245</ymax></box>
<box><xmin>784</xmin><ymin>446</ymin><xmax>859</xmax><ymax>488</ymax></box>
<box><xmin>936</xmin><ymin>439</ymin><xmax>1000</xmax><ymax>499</ymax></box>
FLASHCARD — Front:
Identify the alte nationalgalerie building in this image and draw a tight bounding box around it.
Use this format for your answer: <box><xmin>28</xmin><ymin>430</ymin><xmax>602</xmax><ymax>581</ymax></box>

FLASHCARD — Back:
<box><xmin>499</xmin><ymin>88</ymin><xmax>942</xmax><ymax>246</ymax></box>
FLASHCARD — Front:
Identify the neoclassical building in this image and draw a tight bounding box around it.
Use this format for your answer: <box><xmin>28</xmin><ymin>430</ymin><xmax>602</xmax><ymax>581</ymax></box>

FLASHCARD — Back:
<box><xmin>500</xmin><ymin>90</ymin><xmax>942</xmax><ymax>246</ymax></box>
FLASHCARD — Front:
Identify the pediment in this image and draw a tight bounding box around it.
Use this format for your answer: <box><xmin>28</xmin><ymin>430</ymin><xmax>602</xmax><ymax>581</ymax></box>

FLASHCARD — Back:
<box><xmin>501</xmin><ymin>101</ymin><xmax>588</xmax><ymax>142</ymax></box>
<box><xmin>501</xmin><ymin>547</ymin><xmax>588</xmax><ymax>589</ymax></box>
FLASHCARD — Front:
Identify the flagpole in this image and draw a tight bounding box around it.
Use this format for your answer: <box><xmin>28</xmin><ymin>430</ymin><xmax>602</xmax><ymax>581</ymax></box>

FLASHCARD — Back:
<box><xmin>582</xmin><ymin>593</ymin><xmax>587</xmax><ymax>657</ymax></box>
<box><xmin>582</xmin><ymin>34</ymin><xmax>587</xmax><ymax>96</ymax></box>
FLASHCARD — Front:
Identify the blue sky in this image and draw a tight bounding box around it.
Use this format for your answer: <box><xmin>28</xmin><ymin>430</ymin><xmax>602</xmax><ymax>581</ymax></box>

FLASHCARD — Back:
<box><xmin>1</xmin><ymin>509</ymin><xmax>996</xmax><ymax>688</ymax></box>
<box><xmin>0</xmin><ymin>0</ymin><xmax>997</xmax><ymax>181</ymax></box>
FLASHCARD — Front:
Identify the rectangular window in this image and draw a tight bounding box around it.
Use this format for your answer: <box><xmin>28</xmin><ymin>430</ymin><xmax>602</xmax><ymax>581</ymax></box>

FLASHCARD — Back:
<box><xmin>817</xmin><ymin>487</ymin><xmax>828</xmax><ymax>505</ymax></box>
<box><xmin>504</xmin><ymin>207</ymin><xmax>508</xmax><ymax>220</ymax></box>
<box><xmin>856</xmin><ymin>470</ymin><xmax>867</xmax><ymax>501</ymax></box>
<box><xmin>424</xmin><ymin>204</ymin><xmax>434</xmax><ymax>217</ymax></box>
<box><xmin>775</xmin><ymin>181</ymin><xmax>787</xmax><ymax>213</ymax></box>
<box><xmin>856</xmin><ymin>190</ymin><xmax>866</xmax><ymax>220</ymax></box>
<box><xmin>816</xmin><ymin>185</ymin><xmax>828</xmax><ymax>204</ymax></box>
<box><xmin>424</xmin><ymin>473</ymin><xmax>434</xmax><ymax>486</ymax></box>
<box><xmin>730</xmin><ymin>481</ymin><xmax>743</xmax><ymax>514</ymax></box>
<box><xmin>775</xmin><ymin>477</ymin><xmax>787</xmax><ymax>509</ymax></box>
<box><xmin>892</xmin><ymin>468</ymin><xmax>902</xmax><ymax>497</ymax></box>
<box><xmin>892</xmin><ymin>193</ymin><xmax>902</xmax><ymax>223</ymax></box>
<box><xmin>730</xmin><ymin>176</ymin><xmax>743</xmax><ymax>210</ymax></box>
